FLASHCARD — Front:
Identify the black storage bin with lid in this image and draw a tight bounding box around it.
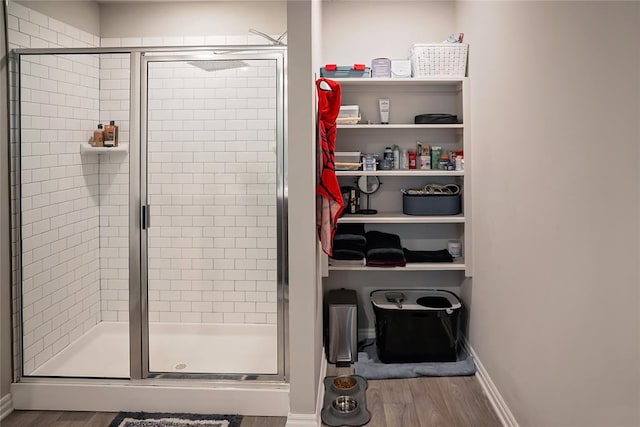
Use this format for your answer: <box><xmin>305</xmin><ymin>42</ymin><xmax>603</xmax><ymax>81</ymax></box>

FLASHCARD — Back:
<box><xmin>371</xmin><ymin>289</ymin><xmax>462</xmax><ymax>363</ymax></box>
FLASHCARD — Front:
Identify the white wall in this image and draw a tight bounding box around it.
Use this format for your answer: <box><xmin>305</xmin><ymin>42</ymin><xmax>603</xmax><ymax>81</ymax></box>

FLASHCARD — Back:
<box><xmin>99</xmin><ymin>1</ymin><xmax>285</xmax><ymax>40</ymax></box>
<box><xmin>287</xmin><ymin>0</ymin><xmax>322</xmax><ymax>419</ymax></box>
<box><xmin>456</xmin><ymin>2</ymin><xmax>640</xmax><ymax>426</ymax></box>
<box><xmin>15</xmin><ymin>1</ymin><xmax>100</xmax><ymax>35</ymax></box>
<box><xmin>321</xmin><ymin>1</ymin><xmax>455</xmax><ymax>65</ymax></box>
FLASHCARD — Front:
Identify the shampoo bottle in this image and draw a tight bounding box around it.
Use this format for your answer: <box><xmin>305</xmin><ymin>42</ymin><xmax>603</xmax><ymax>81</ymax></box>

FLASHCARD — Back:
<box><xmin>104</xmin><ymin>120</ymin><xmax>119</xmax><ymax>147</ymax></box>
<box><xmin>93</xmin><ymin>124</ymin><xmax>104</xmax><ymax>147</ymax></box>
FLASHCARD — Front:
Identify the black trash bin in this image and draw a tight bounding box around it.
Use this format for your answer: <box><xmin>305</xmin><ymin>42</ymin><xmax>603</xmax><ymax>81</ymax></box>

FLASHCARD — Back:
<box><xmin>371</xmin><ymin>289</ymin><xmax>462</xmax><ymax>363</ymax></box>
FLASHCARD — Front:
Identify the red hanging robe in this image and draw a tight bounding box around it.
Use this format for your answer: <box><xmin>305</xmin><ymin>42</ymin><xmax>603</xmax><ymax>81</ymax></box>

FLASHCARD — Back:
<box><xmin>316</xmin><ymin>78</ymin><xmax>344</xmax><ymax>256</ymax></box>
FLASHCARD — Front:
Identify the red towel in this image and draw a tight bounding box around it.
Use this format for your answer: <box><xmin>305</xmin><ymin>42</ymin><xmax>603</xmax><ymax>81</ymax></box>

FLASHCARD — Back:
<box><xmin>316</xmin><ymin>78</ymin><xmax>344</xmax><ymax>256</ymax></box>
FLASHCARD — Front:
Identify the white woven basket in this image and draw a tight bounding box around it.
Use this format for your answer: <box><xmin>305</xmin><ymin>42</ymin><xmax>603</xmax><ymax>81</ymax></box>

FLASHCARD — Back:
<box><xmin>410</xmin><ymin>44</ymin><xmax>468</xmax><ymax>77</ymax></box>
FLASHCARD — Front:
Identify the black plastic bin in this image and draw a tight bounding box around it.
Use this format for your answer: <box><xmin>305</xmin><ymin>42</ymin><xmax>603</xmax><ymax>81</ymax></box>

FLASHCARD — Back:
<box><xmin>371</xmin><ymin>289</ymin><xmax>462</xmax><ymax>363</ymax></box>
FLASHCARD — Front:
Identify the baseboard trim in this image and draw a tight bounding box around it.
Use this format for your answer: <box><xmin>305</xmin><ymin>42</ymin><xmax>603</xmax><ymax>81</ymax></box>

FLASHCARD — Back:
<box><xmin>316</xmin><ymin>350</ymin><xmax>327</xmax><ymax>422</ymax></box>
<box><xmin>285</xmin><ymin>413</ymin><xmax>318</xmax><ymax>427</ymax></box>
<box><xmin>0</xmin><ymin>393</ymin><xmax>13</xmax><ymax>420</ymax></box>
<box><xmin>462</xmin><ymin>337</ymin><xmax>519</xmax><ymax>427</ymax></box>
<box><xmin>11</xmin><ymin>382</ymin><xmax>288</xmax><ymax>416</ymax></box>
<box><xmin>286</xmin><ymin>351</ymin><xmax>326</xmax><ymax>427</ymax></box>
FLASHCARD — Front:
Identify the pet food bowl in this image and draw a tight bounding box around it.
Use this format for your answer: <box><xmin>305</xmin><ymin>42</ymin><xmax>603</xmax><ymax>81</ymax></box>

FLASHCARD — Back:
<box><xmin>332</xmin><ymin>375</ymin><xmax>358</xmax><ymax>393</ymax></box>
<box><xmin>331</xmin><ymin>396</ymin><xmax>360</xmax><ymax>416</ymax></box>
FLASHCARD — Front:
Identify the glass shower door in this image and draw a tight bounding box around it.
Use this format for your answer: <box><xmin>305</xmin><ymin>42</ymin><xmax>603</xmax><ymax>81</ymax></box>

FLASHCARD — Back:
<box><xmin>143</xmin><ymin>55</ymin><xmax>282</xmax><ymax>376</ymax></box>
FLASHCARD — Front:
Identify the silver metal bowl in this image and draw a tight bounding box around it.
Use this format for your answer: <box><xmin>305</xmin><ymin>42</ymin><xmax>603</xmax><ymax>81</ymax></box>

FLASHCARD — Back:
<box><xmin>331</xmin><ymin>395</ymin><xmax>358</xmax><ymax>414</ymax></box>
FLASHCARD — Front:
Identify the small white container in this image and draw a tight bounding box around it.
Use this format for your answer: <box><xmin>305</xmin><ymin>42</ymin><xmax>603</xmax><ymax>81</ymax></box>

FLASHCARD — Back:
<box><xmin>391</xmin><ymin>60</ymin><xmax>412</xmax><ymax>78</ymax></box>
<box><xmin>447</xmin><ymin>240</ymin><xmax>462</xmax><ymax>258</ymax></box>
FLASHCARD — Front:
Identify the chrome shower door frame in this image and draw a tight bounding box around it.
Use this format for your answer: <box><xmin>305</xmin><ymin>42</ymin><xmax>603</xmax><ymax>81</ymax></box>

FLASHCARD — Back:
<box><xmin>11</xmin><ymin>46</ymin><xmax>288</xmax><ymax>384</ymax></box>
<box><xmin>139</xmin><ymin>48</ymin><xmax>288</xmax><ymax>381</ymax></box>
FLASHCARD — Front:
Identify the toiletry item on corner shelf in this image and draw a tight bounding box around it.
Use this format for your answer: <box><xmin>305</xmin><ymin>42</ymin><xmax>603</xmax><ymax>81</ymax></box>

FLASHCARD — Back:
<box><xmin>379</xmin><ymin>99</ymin><xmax>390</xmax><ymax>124</ymax></box>
<box><xmin>362</xmin><ymin>153</ymin><xmax>378</xmax><ymax>171</ymax></box>
<box><xmin>93</xmin><ymin>124</ymin><xmax>104</xmax><ymax>147</ymax></box>
<box><xmin>104</xmin><ymin>120</ymin><xmax>119</xmax><ymax>147</ymax></box>
<box><xmin>430</xmin><ymin>146</ymin><xmax>442</xmax><ymax>170</ymax></box>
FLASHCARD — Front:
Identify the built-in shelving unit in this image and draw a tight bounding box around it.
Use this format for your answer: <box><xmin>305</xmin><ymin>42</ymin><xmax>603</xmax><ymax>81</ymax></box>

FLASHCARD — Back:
<box><xmin>329</xmin><ymin>76</ymin><xmax>471</xmax><ymax>276</ymax></box>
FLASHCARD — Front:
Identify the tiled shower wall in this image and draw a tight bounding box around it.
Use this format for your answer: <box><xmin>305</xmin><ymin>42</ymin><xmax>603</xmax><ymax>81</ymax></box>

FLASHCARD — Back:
<box><xmin>98</xmin><ymin>55</ymin><xmax>130</xmax><ymax>322</ymax></box>
<box><xmin>8</xmin><ymin>2</ymin><xmax>102</xmax><ymax>374</ymax></box>
<box><xmin>145</xmin><ymin>60</ymin><xmax>278</xmax><ymax>324</ymax></box>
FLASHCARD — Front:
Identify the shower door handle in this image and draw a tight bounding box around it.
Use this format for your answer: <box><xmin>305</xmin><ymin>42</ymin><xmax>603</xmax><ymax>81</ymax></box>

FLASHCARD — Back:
<box><xmin>141</xmin><ymin>205</ymin><xmax>151</xmax><ymax>230</ymax></box>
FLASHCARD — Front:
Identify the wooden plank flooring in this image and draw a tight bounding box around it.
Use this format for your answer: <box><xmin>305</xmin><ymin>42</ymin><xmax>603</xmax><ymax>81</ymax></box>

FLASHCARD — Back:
<box><xmin>1</xmin><ymin>412</ymin><xmax>287</xmax><ymax>427</ymax></box>
<box><xmin>324</xmin><ymin>364</ymin><xmax>501</xmax><ymax>427</ymax></box>
<box><xmin>3</xmin><ymin>369</ymin><xmax>500</xmax><ymax>427</ymax></box>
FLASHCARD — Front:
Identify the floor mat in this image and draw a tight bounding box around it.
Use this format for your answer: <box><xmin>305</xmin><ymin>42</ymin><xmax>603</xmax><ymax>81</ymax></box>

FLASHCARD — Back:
<box><xmin>354</xmin><ymin>340</ymin><xmax>476</xmax><ymax>380</ymax></box>
<box><xmin>108</xmin><ymin>412</ymin><xmax>243</xmax><ymax>427</ymax></box>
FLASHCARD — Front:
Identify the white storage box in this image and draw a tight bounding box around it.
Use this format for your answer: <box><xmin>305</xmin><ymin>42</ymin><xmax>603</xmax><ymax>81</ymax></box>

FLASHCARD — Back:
<box><xmin>335</xmin><ymin>151</ymin><xmax>361</xmax><ymax>171</ymax></box>
<box><xmin>410</xmin><ymin>44</ymin><xmax>468</xmax><ymax>77</ymax></box>
<box><xmin>337</xmin><ymin>105</ymin><xmax>360</xmax><ymax>124</ymax></box>
<box><xmin>391</xmin><ymin>60</ymin><xmax>411</xmax><ymax>78</ymax></box>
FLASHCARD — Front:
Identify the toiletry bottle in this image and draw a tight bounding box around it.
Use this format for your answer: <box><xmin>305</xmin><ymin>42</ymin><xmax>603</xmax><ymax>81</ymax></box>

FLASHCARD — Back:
<box><xmin>400</xmin><ymin>149</ymin><xmax>409</xmax><ymax>169</ymax></box>
<box><xmin>393</xmin><ymin>145</ymin><xmax>400</xmax><ymax>170</ymax></box>
<box><xmin>93</xmin><ymin>124</ymin><xmax>104</xmax><ymax>147</ymax></box>
<box><xmin>379</xmin><ymin>99</ymin><xmax>390</xmax><ymax>124</ymax></box>
<box><xmin>105</xmin><ymin>120</ymin><xmax>119</xmax><ymax>147</ymax></box>
<box><xmin>408</xmin><ymin>150</ymin><xmax>417</xmax><ymax>169</ymax></box>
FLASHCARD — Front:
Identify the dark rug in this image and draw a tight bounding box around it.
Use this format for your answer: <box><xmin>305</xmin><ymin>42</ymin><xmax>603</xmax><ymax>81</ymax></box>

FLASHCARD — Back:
<box><xmin>108</xmin><ymin>412</ymin><xmax>243</xmax><ymax>427</ymax></box>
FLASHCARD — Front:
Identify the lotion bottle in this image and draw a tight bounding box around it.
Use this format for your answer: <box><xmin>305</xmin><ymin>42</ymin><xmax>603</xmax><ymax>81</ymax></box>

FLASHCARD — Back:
<box><xmin>379</xmin><ymin>98</ymin><xmax>390</xmax><ymax>124</ymax></box>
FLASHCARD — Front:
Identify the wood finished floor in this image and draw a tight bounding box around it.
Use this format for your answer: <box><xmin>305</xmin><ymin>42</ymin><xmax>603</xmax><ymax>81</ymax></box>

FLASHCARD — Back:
<box><xmin>3</xmin><ymin>370</ymin><xmax>500</xmax><ymax>427</ymax></box>
<box><xmin>324</xmin><ymin>364</ymin><xmax>501</xmax><ymax>427</ymax></box>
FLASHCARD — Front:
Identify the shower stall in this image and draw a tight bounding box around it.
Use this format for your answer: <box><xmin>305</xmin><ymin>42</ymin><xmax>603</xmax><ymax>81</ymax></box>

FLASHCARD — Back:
<box><xmin>10</xmin><ymin>46</ymin><xmax>288</xmax><ymax>413</ymax></box>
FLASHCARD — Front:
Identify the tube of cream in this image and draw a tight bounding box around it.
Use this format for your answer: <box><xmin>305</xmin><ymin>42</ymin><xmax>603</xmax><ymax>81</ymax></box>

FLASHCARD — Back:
<box><xmin>379</xmin><ymin>98</ymin><xmax>390</xmax><ymax>124</ymax></box>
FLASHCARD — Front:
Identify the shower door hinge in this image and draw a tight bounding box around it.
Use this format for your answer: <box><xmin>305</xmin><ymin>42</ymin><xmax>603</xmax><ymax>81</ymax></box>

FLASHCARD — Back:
<box><xmin>141</xmin><ymin>205</ymin><xmax>151</xmax><ymax>230</ymax></box>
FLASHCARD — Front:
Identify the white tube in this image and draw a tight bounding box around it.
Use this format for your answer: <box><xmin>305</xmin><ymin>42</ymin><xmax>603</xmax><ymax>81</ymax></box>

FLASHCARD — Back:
<box><xmin>379</xmin><ymin>98</ymin><xmax>390</xmax><ymax>124</ymax></box>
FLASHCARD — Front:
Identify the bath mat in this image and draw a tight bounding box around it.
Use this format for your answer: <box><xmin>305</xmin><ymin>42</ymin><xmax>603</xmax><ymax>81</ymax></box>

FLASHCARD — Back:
<box><xmin>354</xmin><ymin>340</ymin><xmax>476</xmax><ymax>380</ymax></box>
<box><xmin>108</xmin><ymin>412</ymin><xmax>243</xmax><ymax>427</ymax></box>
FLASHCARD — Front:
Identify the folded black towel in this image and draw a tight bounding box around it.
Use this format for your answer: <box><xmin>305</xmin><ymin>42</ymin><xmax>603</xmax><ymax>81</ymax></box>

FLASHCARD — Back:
<box><xmin>336</xmin><ymin>223</ymin><xmax>366</xmax><ymax>236</ymax></box>
<box><xmin>331</xmin><ymin>249</ymin><xmax>366</xmax><ymax>261</ymax></box>
<box><xmin>333</xmin><ymin>223</ymin><xmax>367</xmax><ymax>260</ymax></box>
<box><xmin>365</xmin><ymin>231</ymin><xmax>406</xmax><ymax>266</ymax></box>
<box><xmin>403</xmin><ymin>248</ymin><xmax>453</xmax><ymax>263</ymax></box>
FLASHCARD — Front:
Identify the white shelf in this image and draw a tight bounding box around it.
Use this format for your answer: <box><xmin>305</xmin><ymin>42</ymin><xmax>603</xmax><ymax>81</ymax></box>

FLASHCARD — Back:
<box><xmin>337</xmin><ymin>123</ymin><xmax>463</xmax><ymax>129</ymax></box>
<box><xmin>336</xmin><ymin>170</ymin><xmax>463</xmax><ymax>177</ymax></box>
<box><xmin>338</xmin><ymin>213</ymin><xmax>464</xmax><ymax>224</ymax></box>
<box><xmin>328</xmin><ymin>258</ymin><xmax>466</xmax><ymax>271</ymax></box>
<box><xmin>80</xmin><ymin>143</ymin><xmax>128</xmax><ymax>154</ymax></box>
<box><xmin>332</xmin><ymin>77</ymin><xmax>465</xmax><ymax>84</ymax></box>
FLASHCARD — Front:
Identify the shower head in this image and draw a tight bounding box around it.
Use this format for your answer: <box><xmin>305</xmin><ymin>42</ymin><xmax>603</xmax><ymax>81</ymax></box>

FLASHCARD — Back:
<box><xmin>249</xmin><ymin>29</ymin><xmax>287</xmax><ymax>46</ymax></box>
<box><xmin>187</xmin><ymin>60</ymin><xmax>249</xmax><ymax>72</ymax></box>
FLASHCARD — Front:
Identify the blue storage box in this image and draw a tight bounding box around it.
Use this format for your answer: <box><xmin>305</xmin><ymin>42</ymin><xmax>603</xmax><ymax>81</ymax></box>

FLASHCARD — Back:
<box><xmin>320</xmin><ymin>64</ymin><xmax>371</xmax><ymax>78</ymax></box>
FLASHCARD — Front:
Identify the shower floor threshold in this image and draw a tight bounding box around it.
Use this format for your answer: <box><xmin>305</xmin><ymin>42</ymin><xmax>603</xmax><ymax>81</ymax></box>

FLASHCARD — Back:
<box><xmin>30</xmin><ymin>321</ymin><xmax>278</xmax><ymax>377</ymax></box>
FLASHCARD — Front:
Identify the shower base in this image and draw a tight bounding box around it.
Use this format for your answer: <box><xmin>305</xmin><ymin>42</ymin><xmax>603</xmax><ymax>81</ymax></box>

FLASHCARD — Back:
<box><xmin>30</xmin><ymin>321</ymin><xmax>278</xmax><ymax>377</ymax></box>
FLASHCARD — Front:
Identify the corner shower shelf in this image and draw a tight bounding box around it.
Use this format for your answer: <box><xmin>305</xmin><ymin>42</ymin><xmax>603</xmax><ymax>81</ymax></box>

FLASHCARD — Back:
<box><xmin>80</xmin><ymin>143</ymin><xmax>129</xmax><ymax>154</ymax></box>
